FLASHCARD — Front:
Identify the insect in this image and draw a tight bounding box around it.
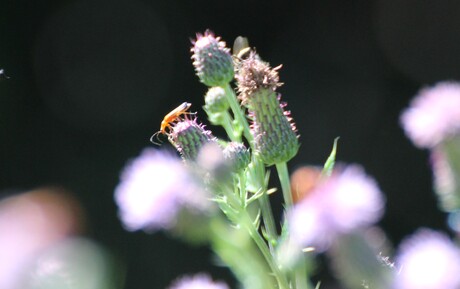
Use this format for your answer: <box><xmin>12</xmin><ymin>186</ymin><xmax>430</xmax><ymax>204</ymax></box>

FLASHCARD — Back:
<box><xmin>150</xmin><ymin>102</ymin><xmax>193</xmax><ymax>145</ymax></box>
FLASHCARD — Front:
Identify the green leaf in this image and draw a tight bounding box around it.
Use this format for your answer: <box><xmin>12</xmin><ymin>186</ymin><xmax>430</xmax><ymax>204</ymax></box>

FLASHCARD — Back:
<box><xmin>322</xmin><ymin>137</ymin><xmax>339</xmax><ymax>176</ymax></box>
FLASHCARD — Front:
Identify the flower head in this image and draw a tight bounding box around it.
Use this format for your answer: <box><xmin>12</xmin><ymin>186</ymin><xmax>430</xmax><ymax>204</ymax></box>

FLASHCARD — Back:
<box><xmin>235</xmin><ymin>51</ymin><xmax>282</xmax><ymax>104</ymax></box>
<box><xmin>394</xmin><ymin>229</ymin><xmax>460</xmax><ymax>289</ymax></box>
<box><xmin>191</xmin><ymin>31</ymin><xmax>234</xmax><ymax>87</ymax></box>
<box><xmin>223</xmin><ymin>142</ymin><xmax>250</xmax><ymax>173</ymax></box>
<box><xmin>114</xmin><ymin>148</ymin><xmax>209</xmax><ymax>232</ymax></box>
<box><xmin>167</xmin><ymin>274</ymin><xmax>229</xmax><ymax>289</ymax></box>
<box><xmin>288</xmin><ymin>165</ymin><xmax>385</xmax><ymax>251</ymax></box>
<box><xmin>401</xmin><ymin>81</ymin><xmax>460</xmax><ymax>148</ymax></box>
<box><xmin>236</xmin><ymin>51</ymin><xmax>298</xmax><ymax>165</ymax></box>
<box><xmin>168</xmin><ymin>118</ymin><xmax>217</xmax><ymax>162</ymax></box>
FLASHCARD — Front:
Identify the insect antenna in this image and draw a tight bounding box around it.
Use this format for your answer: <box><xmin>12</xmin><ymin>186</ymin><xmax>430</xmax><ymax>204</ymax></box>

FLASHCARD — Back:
<box><xmin>150</xmin><ymin>131</ymin><xmax>164</xmax><ymax>146</ymax></box>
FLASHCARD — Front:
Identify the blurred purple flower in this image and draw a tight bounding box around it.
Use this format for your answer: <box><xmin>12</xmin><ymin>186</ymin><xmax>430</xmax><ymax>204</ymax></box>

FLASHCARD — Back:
<box><xmin>394</xmin><ymin>229</ymin><xmax>460</xmax><ymax>289</ymax></box>
<box><xmin>401</xmin><ymin>81</ymin><xmax>460</xmax><ymax>148</ymax></box>
<box><xmin>167</xmin><ymin>274</ymin><xmax>229</xmax><ymax>289</ymax></box>
<box><xmin>114</xmin><ymin>148</ymin><xmax>209</xmax><ymax>231</ymax></box>
<box><xmin>0</xmin><ymin>190</ymin><xmax>76</xmax><ymax>288</ymax></box>
<box><xmin>288</xmin><ymin>165</ymin><xmax>385</xmax><ymax>251</ymax></box>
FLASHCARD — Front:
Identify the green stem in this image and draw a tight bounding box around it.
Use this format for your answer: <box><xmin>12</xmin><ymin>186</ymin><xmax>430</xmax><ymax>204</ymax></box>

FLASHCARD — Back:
<box><xmin>242</xmin><ymin>212</ymin><xmax>290</xmax><ymax>289</ymax></box>
<box><xmin>237</xmin><ymin>172</ymin><xmax>247</xmax><ymax>206</ymax></box>
<box><xmin>258</xmin><ymin>188</ymin><xmax>278</xmax><ymax>249</ymax></box>
<box><xmin>223</xmin><ymin>83</ymin><xmax>253</xmax><ymax>145</ymax></box>
<box><xmin>295</xmin><ymin>256</ymin><xmax>311</xmax><ymax>289</ymax></box>
<box><xmin>248</xmin><ymin>156</ymin><xmax>278</xmax><ymax>251</ymax></box>
<box><xmin>210</xmin><ymin>217</ymin><xmax>275</xmax><ymax>289</ymax></box>
<box><xmin>221</xmin><ymin>111</ymin><xmax>240</xmax><ymax>142</ymax></box>
<box><xmin>276</xmin><ymin>162</ymin><xmax>293</xmax><ymax>209</ymax></box>
<box><xmin>220</xmin><ymin>185</ymin><xmax>289</xmax><ymax>289</ymax></box>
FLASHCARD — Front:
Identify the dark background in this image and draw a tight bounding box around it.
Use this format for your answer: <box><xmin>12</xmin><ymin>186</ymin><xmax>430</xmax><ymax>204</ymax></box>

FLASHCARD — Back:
<box><xmin>1</xmin><ymin>0</ymin><xmax>458</xmax><ymax>288</ymax></box>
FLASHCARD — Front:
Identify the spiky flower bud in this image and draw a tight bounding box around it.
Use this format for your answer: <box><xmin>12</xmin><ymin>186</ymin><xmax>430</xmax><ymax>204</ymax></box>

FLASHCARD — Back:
<box><xmin>191</xmin><ymin>31</ymin><xmax>234</xmax><ymax>87</ymax></box>
<box><xmin>236</xmin><ymin>51</ymin><xmax>282</xmax><ymax>105</ymax></box>
<box><xmin>236</xmin><ymin>52</ymin><xmax>299</xmax><ymax>165</ymax></box>
<box><xmin>204</xmin><ymin>86</ymin><xmax>229</xmax><ymax>114</ymax></box>
<box><xmin>223</xmin><ymin>142</ymin><xmax>250</xmax><ymax>173</ymax></box>
<box><xmin>169</xmin><ymin>118</ymin><xmax>216</xmax><ymax>162</ymax></box>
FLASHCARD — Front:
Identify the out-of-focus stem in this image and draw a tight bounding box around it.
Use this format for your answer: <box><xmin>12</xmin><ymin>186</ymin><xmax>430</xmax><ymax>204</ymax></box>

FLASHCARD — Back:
<box><xmin>258</xmin><ymin>192</ymin><xmax>277</xmax><ymax>248</ymax></box>
<box><xmin>276</xmin><ymin>162</ymin><xmax>293</xmax><ymax>209</ymax></box>
<box><xmin>242</xmin><ymin>212</ymin><xmax>290</xmax><ymax>289</ymax></box>
<box><xmin>295</xmin><ymin>256</ymin><xmax>312</xmax><ymax>289</ymax></box>
<box><xmin>221</xmin><ymin>185</ymin><xmax>289</xmax><ymax>289</ymax></box>
<box><xmin>210</xmin><ymin>217</ymin><xmax>275</xmax><ymax>289</ymax></box>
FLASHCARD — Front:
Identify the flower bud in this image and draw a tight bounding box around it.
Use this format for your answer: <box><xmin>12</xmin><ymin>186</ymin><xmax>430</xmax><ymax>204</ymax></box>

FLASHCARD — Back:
<box><xmin>236</xmin><ymin>51</ymin><xmax>282</xmax><ymax>105</ymax></box>
<box><xmin>250</xmin><ymin>90</ymin><xmax>299</xmax><ymax>165</ymax></box>
<box><xmin>223</xmin><ymin>142</ymin><xmax>250</xmax><ymax>173</ymax></box>
<box><xmin>204</xmin><ymin>86</ymin><xmax>229</xmax><ymax>114</ymax></box>
<box><xmin>236</xmin><ymin>51</ymin><xmax>299</xmax><ymax>165</ymax></box>
<box><xmin>168</xmin><ymin>118</ymin><xmax>216</xmax><ymax>162</ymax></box>
<box><xmin>191</xmin><ymin>31</ymin><xmax>234</xmax><ymax>87</ymax></box>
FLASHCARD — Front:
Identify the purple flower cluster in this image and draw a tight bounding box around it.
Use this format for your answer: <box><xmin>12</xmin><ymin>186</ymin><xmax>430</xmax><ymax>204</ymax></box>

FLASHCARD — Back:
<box><xmin>114</xmin><ymin>148</ymin><xmax>209</xmax><ymax>232</ymax></box>
<box><xmin>288</xmin><ymin>165</ymin><xmax>385</xmax><ymax>251</ymax></box>
<box><xmin>394</xmin><ymin>229</ymin><xmax>460</xmax><ymax>289</ymax></box>
<box><xmin>401</xmin><ymin>81</ymin><xmax>460</xmax><ymax>148</ymax></box>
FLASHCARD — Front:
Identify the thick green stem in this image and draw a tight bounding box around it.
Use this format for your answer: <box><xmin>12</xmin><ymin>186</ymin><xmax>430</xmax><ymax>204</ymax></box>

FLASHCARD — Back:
<box><xmin>258</xmin><ymin>192</ymin><xmax>277</xmax><ymax>248</ymax></box>
<box><xmin>295</xmin><ymin>256</ymin><xmax>311</xmax><ymax>289</ymax></box>
<box><xmin>220</xmin><ymin>185</ymin><xmax>289</xmax><ymax>289</ymax></box>
<box><xmin>242</xmin><ymin>212</ymin><xmax>290</xmax><ymax>289</ymax></box>
<box><xmin>276</xmin><ymin>162</ymin><xmax>293</xmax><ymax>209</ymax></box>
<box><xmin>221</xmin><ymin>111</ymin><xmax>240</xmax><ymax>142</ymax></box>
<box><xmin>223</xmin><ymin>83</ymin><xmax>253</xmax><ymax>145</ymax></box>
<box><xmin>210</xmin><ymin>217</ymin><xmax>275</xmax><ymax>289</ymax></box>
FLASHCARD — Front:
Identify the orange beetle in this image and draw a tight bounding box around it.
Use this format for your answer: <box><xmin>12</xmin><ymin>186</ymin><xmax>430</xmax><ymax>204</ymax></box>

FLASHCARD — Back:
<box><xmin>150</xmin><ymin>102</ymin><xmax>193</xmax><ymax>144</ymax></box>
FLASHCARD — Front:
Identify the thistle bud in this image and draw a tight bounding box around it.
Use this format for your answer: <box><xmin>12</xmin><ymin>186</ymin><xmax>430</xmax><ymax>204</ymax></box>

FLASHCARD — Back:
<box><xmin>191</xmin><ymin>31</ymin><xmax>234</xmax><ymax>87</ymax></box>
<box><xmin>223</xmin><ymin>142</ymin><xmax>250</xmax><ymax>173</ymax></box>
<box><xmin>236</xmin><ymin>51</ymin><xmax>282</xmax><ymax>105</ymax></box>
<box><xmin>204</xmin><ymin>86</ymin><xmax>229</xmax><ymax>114</ymax></box>
<box><xmin>168</xmin><ymin>118</ymin><xmax>216</xmax><ymax>162</ymax></box>
<box><xmin>236</xmin><ymin>52</ymin><xmax>299</xmax><ymax>165</ymax></box>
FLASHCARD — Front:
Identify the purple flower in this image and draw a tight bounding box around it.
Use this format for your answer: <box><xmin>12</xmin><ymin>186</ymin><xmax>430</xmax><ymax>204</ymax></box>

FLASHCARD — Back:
<box><xmin>167</xmin><ymin>274</ymin><xmax>229</xmax><ymax>289</ymax></box>
<box><xmin>288</xmin><ymin>165</ymin><xmax>385</xmax><ymax>251</ymax></box>
<box><xmin>114</xmin><ymin>148</ymin><xmax>209</xmax><ymax>232</ymax></box>
<box><xmin>401</xmin><ymin>81</ymin><xmax>460</xmax><ymax>148</ymax></box>
<box><xmin>394</xmin><ymin>229</ymin><xmax>460</xmax><ymax>289</ymax></box>
<box><xmin>0</xmin><ymin>190</ymin><xmax>76</xmax><ymax>288</ymax></box>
